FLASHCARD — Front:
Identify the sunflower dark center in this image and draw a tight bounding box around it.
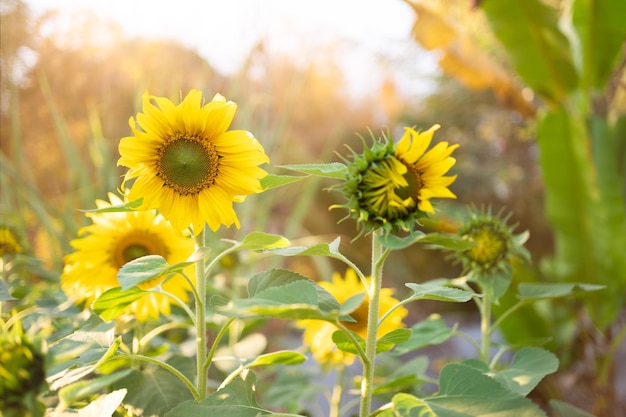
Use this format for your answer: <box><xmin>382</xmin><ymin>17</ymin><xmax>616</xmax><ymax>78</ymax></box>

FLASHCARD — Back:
<box><xmin>158</xmin><ymin>135</ymin><xmax>219</xmax><ymax>195</ymax></box>
<box><xmin>112</xmin><ymin>231</ymin><xmax>169</xmax><ymax>269</ymax></box>
<box><xmin>122</xmin><ymin>244</ymin><xmax>151</xmax><ymax>264</ymax></box>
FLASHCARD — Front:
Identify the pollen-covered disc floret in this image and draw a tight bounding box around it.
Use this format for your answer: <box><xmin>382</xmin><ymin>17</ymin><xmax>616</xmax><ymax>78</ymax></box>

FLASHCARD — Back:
<box><xmin>60</xmin><ymin>193</ymin><xmax>196</xmax><ymax>321</ymax></box>
<box><xmin>118</xmin><ymin>90</ymin><xmax>270</xmax><ymax>235</ymax></box>
<box><xmin>456</xmin><ymin>207</ymin><xmax>530</xmax><ymax>276</ymax></box>
<box><xmin>334</xmin><ymin>125</ymin><xmax>458</xmax><ymax>235</ymax></box>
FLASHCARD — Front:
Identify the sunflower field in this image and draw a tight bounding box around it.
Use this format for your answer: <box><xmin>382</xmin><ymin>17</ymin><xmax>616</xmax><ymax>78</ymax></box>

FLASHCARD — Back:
<box><xmin>1</xmin><ymin>0</ymin><xmax>625</xmax><ymax>416</ymax></box>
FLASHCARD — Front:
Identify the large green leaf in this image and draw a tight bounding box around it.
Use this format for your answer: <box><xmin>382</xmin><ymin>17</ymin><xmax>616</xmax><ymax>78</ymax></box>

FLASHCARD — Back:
<box><xmin>481</xmin><ymin>0</ymin><xmax>578</xmax><ymax>103</ymax></box>
<box><xmin>404</xmin><ymin>282</ymin><xmax>478</xmax><ymax>303</ymax></box>
<box><xmin>91</xmin><ymin>287</ymin><xmax>146</xmax><ymax>321</ymax></box>
<box><xmin>492</xmin><ymin>347</ymin><xmax>559</xmax><ymax>396</ymax></box>
<box><xmin>0</xmin><ymin>279</ymin><xmax>16</xmax><ymax>301</ymax></box>
<box><xmin>278</xmin><ymin>162</ymin><xmax>348</xmax><ymax>178</ymax></box>
<box><xmin>116</xmin><ymin>355</ymin><xmax>195</xmax><ymax>417</ymax></box>
<box><xmin>429</xmin><ymin>363</ymin><xmax>547</xmax><ymax>416</ymax></box>
<box><xmin>394</xmin><ymin>314</ymin><xmax>457</xmax><ymax>354</ymax></box>
<box><xmin>517</xmin><ymin>282</ymin><xmax>605</xmax><ymax>300</ymax></box>
<box><xmin>573</xmin><ymin>0</ymin><xmax>626</xmax><ymax>89</ymax></box>
<box><xmin>165</xmin><ymin>373</ymin><xmax>305</xmax><ymax>417</ymax></box>
<box><xmin>217</xmin><ymin>269</ymin><xmax>340</xmax><ymax>321</ymax></box>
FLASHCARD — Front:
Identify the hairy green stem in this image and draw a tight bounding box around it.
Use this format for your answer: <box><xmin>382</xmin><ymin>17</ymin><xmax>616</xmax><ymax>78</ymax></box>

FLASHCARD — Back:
<box><xmin>195</xmin><ymin>227</ymin><xmax>208</xmax><ymax>398</ymax></box>
<box><xmin>480</xmin><ymin>293</ymin><xmax>492</xmax><ymax>363</ymax></box>
<box><xmin>360</xmin><ymin>229</ymin><xmax>385</xmax><ymax>417</ymax></box>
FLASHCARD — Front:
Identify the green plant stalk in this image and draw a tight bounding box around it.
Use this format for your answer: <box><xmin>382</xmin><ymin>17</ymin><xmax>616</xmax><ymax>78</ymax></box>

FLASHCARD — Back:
<box><xmin>480</xmin><ymin>293</ymin><xmax>492</xmax><ymax>363</ymax></box>
<box><xmin>195</xmin><ymin>228</ymin><xmax>208</xmax><ymax>398</ymax></box>
<box><xmin>360</xmin><ymin>229</ymin><xmax>385</xmax><ymax>417</ymax></box>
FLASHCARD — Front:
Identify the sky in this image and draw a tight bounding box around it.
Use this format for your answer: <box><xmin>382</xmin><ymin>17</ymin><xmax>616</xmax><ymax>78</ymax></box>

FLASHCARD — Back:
<box><xmin>22</xmin><ymin>0</ymin><xmax>439</xmax><ymax>99</ymax></box>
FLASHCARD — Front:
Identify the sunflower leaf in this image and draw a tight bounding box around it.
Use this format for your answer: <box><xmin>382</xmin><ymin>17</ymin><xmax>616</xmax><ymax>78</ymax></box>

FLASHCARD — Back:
<box><xmin>264</xmin><ymin>237</ymin><xmax>342</xmax><ymax>257</ymax></box>
<box><xmin>81</xmin><ymin>198</ymin><xmax>144</xmax><ymax>213</ymax></box>
<box><xmin>405</xmin><ymin>283</ymin><xmax>478</xmax><ymax>303</ymax></box>
<box><xmin>260</xmin><ymin>174</ymin><xmax>308</xmax><ymax>190</ymax></box>
<box><xmin>394</xmin><ymin>314</ymin><xmax>457</xmax><ymax>354</ymax></box>
<box><xmin>0</xmin><ymin>279</ymin><xmax>16</xmax><ymax>301</ymax></box>
<box><xmin>237</xmin><ymin>232</ymin><xmax>291</xmax><ymax>251</ymax></box>
<box><xmin>339</xmin><ymin>292</ymin><xmax>366</xmax><ymax>316</ymax></box>
<box><xmin>92</xmin><ymin>287</ymin><xmax>146</xmax><ymax>321</ymax></box>
<box><xmin>216</xmin><ymin>269</ymin><xmax>340</xmax><ymax>321</ymax></box>
<box><xmin>516</xmin><ymin>282</ymin><xmax>605</xmax><ymax>300</ymax></box>
<box><xmin>246</xmin><ymin>351</ymin><xmax>306</xmax><ymax>368</ymax></box>
<box><xmin>278</xmin><ymin>163</ymin><xmax>348</xmax><ymax>179</ymax></box>
<box><xmin>378</xmin><ymin>231</ymin><xmax>426</xmax><ymax>250</ymax></box>
<box><xmin>117</xmin><ymin>255</ymin><xmax>192</xmax><ymax>290</ymax></box>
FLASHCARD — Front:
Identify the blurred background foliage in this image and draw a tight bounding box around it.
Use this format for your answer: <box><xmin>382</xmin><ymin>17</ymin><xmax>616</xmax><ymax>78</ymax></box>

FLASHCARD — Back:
<box><xmin>1</xmin><ymin>0</ymin><xmax>625</xmax><ymax>415</ymax></box>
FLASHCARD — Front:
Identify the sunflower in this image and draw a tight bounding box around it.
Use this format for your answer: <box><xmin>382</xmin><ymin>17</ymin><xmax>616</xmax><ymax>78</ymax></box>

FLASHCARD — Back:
<box><xmin>0</xmin><ymin>225</ymin><xmax>23</xmax><ymax>257</ymax></box>
<box><xmin>118</xmin><ymin>90</ymin><xmax>269</xmax><ymax>235</ymax></box>
<box><xmin>61</xmin><ymin>193</ymin><xmax>195</xmax><ymax>321</ymax></box>
<box><xmin>455</xmin><ymin>207</ymin><xmax>530</xmax><ymax>276</ymax></box>
<box><xmin>297</xmin><ymin>269</ymin><xmax>407</xmax><ymax>366</ymax></box>
<box><xmin>335</xmin><ymin>125</ymin><xmax>458</xmax><ymax>235</ymax></box>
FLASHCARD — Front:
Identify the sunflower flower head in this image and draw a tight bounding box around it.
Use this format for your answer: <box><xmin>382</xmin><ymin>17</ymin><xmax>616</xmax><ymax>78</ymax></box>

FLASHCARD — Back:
<box><xmin>118</xmin><ymin>90</ymin><xmax>270</xmax><ymax>235</ymax></box>
<box><xmin>0</xmin><ymin>225</ymin><xmax>24</xmax><ymax>257</ymax></box>
<box><xmin>61</xmin><ymin>193</ymin><xmax>196</xmax><ymax>321</ymax></box>
<box><xmin>333</xmin><ymin>125</ymin><xmax>458</xmax><ymax>236</ymax></box>
<box><xmin>455</xmin><ymin>207</ymin><xmax>530</xmax><ymax>278</ymax></box>
<box><xmin>297</xmin><ymin>269</ymin><xmax>407</xmax><ymax>367</ymax></box>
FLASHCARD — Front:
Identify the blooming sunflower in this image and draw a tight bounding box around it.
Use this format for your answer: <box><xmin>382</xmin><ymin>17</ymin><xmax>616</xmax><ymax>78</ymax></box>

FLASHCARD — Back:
<box><xmin>0</xmin><ymin>225</ymin><xmax>23</xmax><ymax>257</ymax></box>
<box><xmin>61</xmin><ymin>193</ymin><xmax>195</xmax><ymax>321</ymax></box>
<box><xmin>297</xmin><ymin>269</ymin><xmax>407</xmax><ymax>366</ymax></box>
<box><xmin>118</xmin><ymin>90</ymin><xmax>270</xmax><ymax>235</ymax></box>
<box><xmin>335</xmin><ymin>125</ymin><xmax>458</xmax><ymax>235</ymax></box>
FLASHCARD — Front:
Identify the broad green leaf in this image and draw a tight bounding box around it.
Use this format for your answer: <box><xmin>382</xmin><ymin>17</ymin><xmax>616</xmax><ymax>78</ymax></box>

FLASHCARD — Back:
<box><xmin>377</xmin><ymin>230</ymin><xmax>425</xmax><ymax>250</ymax></box>
<box><xmin>405</xmin><ymin>282</ymin><xmax>477</xmax><ymax>303</ymax></box>
<box><xmin>92</xmin><ymin>287</ymin><xmax>146</xmax><ymax>321</ymax></box>
<box><xmin>117</xmin><ymin>255</ymin><xmax>192</xmax><ymax>290</ymax></box>
<box><xmin>332</xmin><ymin>328</ymin><xmax>411</xmax><ymax>355</ymax></box>
<box><xmin>469</xmin><ymin>269</ymin><xmax>512</xmax><ymax>301</ymax></box>
<box><xmin>378</xmin><ymin>393</ymin><xmax>473</xmax><ymax>417</ymax></box>
<box><xmin>431</xmin><ymin>363</ymin><xmax>547</xmax><ymax>416</ymax></box>
<box><xmin>339</xmin><ymin>292</ymin><xmax>366</xmax><ymax>316</ymax></box>
<box><xmin>549</xmin><ymin>399</ymin><xmax>596</xmax><ymax>417</ymax></box>
<box><xmin>493</xmin><ymin>347</ymin><xmax>558</xmax><ymax>396</ymax></box>
<box><xmin>0</xmin><ymin>279</ymin><xmax>16</xmax><ymax>301</ymax></box>
<box><xmin>481</xmin><ymin>0</ymin><xmax>578</xmax><ymax>103</ymax></box>
<box><xmin>573</xmin><ymin>0</ymin><xmax>626</xmax><ymax>89</ymax></box>
<box><xmin>517</xmin><ymin>282</ymin><xmax>605</xmax><ymax>300</ymax></box>
<box><xmin>394</xmin><ymin>314</ymin><xmax>457</xmax><ymax>354</ymax></box>
<box><xmin>260</xmin><ymin>174</ymin><xmax>308</xmax><ymax>190</ymax></box>
<box><xmin>247</xmin><ymin>350</ymin><xmax>306</xmax><ymax>368</ymax></box>
<box><xmin>376</xmin><ymin>328</ymin><xmax>413</xmax><ymax>353</ymax></box>
<box><xmin>118</xmin><ymin>355</ymin><xmax>195</xmax><ymax>417</ymax></box>
<box><xmin>265</xmin><ymin>237</ymin><xmax>342</xmax><ymax>257</ymax></box>
<box><xmin>378</xmin><ymin>231</ymin><xmax>474</xmax><ymax>251</ymax></box>
<box><xmin>262</xmin><ymin>369</ymin><xmax>325</xmax><ymax>413</ymax></box>
<box><xmin>64</xmin><ymin>389</ymin><xmax>127</xmax><ymax>417</ymax></box>
<box><xmin>416</xmin><ymin>232</ymin><xmax>476</xmax><ymax>251</ymax></box>
<box><xmin>59</xmin><ymin>369</ymin><xmax>132</xmax><ymax>405</ymax></box>
<box><xmin>278</xmin><ymin>162</ymin><xmax>348</xmax><ymax>179</ymax></box>
<box><xmin>238</xmin><ymin>232</ymin><xmax>291</xmax><ymax>251</ymax></box>
<box><xmin>165</xmin><ymin>373</ymin><xmax>269</xmax><ymax>417</ymax></box>
<box><xmin>373</xmin><ymin>356</ymin><xmax>429</xmax><ymax>395</ymax></box>
<box><xmin>217</xmin><ymin>269</ymin><xmax>340</xmax><ymax>320</ymax></box>
<box><xmin>81</xmin><ymin>198</ymin><xmax>143</xmax><ymax>213</ymax></box>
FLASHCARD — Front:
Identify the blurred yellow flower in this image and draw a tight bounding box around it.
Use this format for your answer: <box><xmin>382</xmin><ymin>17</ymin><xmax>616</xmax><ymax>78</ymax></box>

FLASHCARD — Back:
<box><xmin>118</xmin><ymin>90</ymin><xmax>269</xmax><ymax>235</ymax></box>
<box><xmin>298</xmin><ymin>269</ymin><xmax>407</xmax><ymax>366</ymax></box>
<box><xmin>61</xmin><ymin>193</ymin><xmax>195</xmax><ymax>321</ymax></box>
<box><xmin>0</xmin><ymin>225</ymin><xmax>23</xmax><ymax>257</ymax></box>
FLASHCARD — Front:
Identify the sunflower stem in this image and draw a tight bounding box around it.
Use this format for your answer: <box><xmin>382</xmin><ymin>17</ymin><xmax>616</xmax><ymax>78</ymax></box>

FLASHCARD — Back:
<box><xmin>480</xmin><ymin>293</ymin><xmax>492</xmax><ymax>363</ymax></box>
<box><xmin>195</xmin><ymin>227</ymin><xmax>208</xmax><ymax>398</ymax></box>
<box><xmin>360</xmin><ymin>228</ymin><xmax>385</xmax><ymax>417</ymax></box>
